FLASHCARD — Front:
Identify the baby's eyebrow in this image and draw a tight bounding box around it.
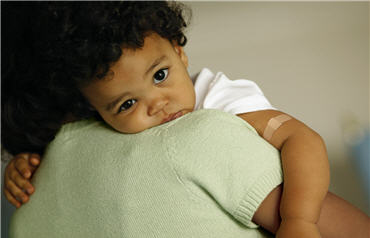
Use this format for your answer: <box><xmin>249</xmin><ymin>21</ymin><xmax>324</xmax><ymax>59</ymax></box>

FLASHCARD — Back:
<box><xmin>144</xmin><ymin>55</ymin><xmax>167</xmax><ymax>77</ymax></box>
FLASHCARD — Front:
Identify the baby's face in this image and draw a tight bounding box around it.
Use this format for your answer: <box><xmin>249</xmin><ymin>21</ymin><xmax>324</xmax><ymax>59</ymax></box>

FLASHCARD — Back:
<box><xmin>80</xmin><ymin>33</ymin><xmax>196</xmax><ymax>133</ymax></box>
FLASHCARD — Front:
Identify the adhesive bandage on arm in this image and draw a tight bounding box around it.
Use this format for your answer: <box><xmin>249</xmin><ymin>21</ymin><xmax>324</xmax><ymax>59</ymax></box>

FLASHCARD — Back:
<box><xmin>263</xmin><ymin>114</ymin><xmax>292</xmax><ymax>141</ymax></box>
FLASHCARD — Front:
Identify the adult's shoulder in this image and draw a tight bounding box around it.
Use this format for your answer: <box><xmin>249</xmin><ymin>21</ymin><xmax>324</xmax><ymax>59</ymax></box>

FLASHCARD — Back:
<box><xmin>164</xmin><ymin>109</ymin><xmax>258</xmax><ymax>139</ymax></box>
<box><xmin>162</xmin><ymin>109</ymin><xmax>283</xmax><ymax>229</ymax></box>
<box><xmin>162</xmin><ymin>109</ymin><xmax>266</xmax><ymax>165</ymax></box>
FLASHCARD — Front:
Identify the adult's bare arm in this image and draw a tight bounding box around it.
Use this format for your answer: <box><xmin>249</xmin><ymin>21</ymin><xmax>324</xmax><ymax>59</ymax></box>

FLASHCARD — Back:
<box><xmin>253</xmin><ymin>185</ymin><xmax>370</xmax><ymax>238</ymax></box>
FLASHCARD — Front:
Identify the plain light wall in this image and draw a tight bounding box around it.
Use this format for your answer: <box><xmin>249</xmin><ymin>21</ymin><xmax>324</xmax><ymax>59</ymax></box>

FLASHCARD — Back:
<box><xmin>184</xmin><ymin>1</ymin><xmax>369</xmax><ymax>214</ymax></box>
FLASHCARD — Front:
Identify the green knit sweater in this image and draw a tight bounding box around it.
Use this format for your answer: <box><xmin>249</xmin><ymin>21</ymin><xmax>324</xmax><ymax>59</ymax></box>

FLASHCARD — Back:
<box><xmin>10</xmin><ymin>109</ymin><xmax>282</xmax><ymax>238</ymax></box>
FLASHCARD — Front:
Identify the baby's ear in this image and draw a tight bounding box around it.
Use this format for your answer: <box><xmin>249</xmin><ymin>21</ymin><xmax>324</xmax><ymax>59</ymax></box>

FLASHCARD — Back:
<box><xmin>174</xmin><ymin>45</ymin><xmax>188</xmax><ymax>68</ymax></box>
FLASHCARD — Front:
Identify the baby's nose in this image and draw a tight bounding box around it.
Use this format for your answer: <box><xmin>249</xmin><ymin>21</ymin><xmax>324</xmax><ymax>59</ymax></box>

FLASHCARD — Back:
<box><xmin>148</xmin><ymin>97</ymin><xmax>169</xmax><ymax>116</ymax></box>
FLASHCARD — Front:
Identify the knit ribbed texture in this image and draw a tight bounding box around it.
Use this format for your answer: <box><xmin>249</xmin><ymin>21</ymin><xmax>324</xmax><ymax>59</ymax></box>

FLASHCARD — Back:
<box><xmin>10</xmin><ymin>109</ymin><xmax>281</xmax><ymax>238</ymax></box>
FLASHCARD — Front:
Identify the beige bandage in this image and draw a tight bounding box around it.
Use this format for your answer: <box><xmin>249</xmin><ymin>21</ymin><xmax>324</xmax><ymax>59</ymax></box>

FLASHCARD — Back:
<box><xmin>263</xmin><ymin>114</ymin><xmax>292</xmax><ymax>141</ymax></box>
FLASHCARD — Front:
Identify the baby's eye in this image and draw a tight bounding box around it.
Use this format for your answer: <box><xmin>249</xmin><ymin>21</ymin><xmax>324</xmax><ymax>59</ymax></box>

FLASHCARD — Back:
<box><xmin>118</xmin><ymin>99</ymin><xmax>137</xmax><ymax>113</ymax></box>
<box><xmin>153</xmin><ymin>68</ymin><xmax>169</xmax><ymax>84</ymax></box>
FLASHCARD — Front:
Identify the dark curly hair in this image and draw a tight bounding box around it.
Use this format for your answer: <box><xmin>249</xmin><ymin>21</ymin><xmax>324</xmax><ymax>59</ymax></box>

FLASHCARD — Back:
<box><xmin>2</xmin><ymin>1</ymin><xmax>191</xmax><ymax>155</ymax></box>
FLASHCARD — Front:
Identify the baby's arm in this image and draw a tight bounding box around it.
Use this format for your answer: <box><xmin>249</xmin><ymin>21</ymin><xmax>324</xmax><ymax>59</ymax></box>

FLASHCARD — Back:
<box><xmin>238</xmin><ymin>110</ymin><xmax>330</xmax><ymax>237</ymax></box>
<box><xmin>3</xmin><ymin>153</ymin><xmax>41</xmax><ymax>208</ymax></box>
<box><xmin>253</xmin><ymin>185</ymin><xmax>370</xmax><ymax>237</ymax></box>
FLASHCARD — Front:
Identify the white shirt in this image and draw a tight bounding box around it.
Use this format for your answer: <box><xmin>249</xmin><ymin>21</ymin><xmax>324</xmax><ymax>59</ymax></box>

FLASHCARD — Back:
<box><xmin>193</xmin><ymin>68</ymin><xmax>276</xmax><ymax>115</ymax></box>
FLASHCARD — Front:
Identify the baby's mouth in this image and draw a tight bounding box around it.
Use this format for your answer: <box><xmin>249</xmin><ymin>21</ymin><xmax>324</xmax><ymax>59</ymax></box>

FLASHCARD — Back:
<box><xmin>161</xmin><ymin>111</ymin><xmax>184</xmax><ymax>124</ymax></box>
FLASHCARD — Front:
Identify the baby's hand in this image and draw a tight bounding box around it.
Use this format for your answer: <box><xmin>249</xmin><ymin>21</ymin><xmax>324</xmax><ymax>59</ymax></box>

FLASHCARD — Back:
<box><xmin>4</xmin><ymin>153</ymin><xmax>40</xmax><ymax>208</ymax></box>
<box><xmin>276</xmin><ymin>218</ymin><xmax>321</xmax><ymax>238</ymax></box>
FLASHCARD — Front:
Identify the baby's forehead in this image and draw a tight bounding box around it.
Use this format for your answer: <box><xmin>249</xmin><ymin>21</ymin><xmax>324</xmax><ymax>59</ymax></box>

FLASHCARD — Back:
<box><xmin>84</xmin><ymin>35</ymin><xmax>173</xmax><ymax>91</ymax></box>
<box><xmin>127</xmin><ymin>34</ymin><xmax>173</xmax><ymax>55</ymax></box>
<box><xmin>108</xmin><ymin>35</ymin><xmax>173</xmax><ymax>72</ymax></box>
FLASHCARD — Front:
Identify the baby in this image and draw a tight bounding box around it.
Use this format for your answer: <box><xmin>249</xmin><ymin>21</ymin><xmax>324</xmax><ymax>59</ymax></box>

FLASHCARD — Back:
<box><xmin>2</xmin><ymin>2</ymin><xmax>368</xmax><ymax>237</ymax></box>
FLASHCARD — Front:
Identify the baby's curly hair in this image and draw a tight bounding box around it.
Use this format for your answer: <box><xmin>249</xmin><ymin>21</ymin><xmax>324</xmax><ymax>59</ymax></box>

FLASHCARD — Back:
<box><xmin>2</xmin><ymin>1</ymin><xmax>191</xmax><ymax>155</ymax></box>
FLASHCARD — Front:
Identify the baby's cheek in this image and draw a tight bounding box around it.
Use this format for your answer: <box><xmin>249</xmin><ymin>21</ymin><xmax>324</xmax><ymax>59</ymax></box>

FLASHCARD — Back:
<box><xmin>98</xmin><ymin>114</ymin><xmax>130</xmax><ymax>134</ymax></box>
<box><xmin>113</xmin><ymin>120</ymin><xmax>134</xmax><ymax>134</ymax></box>
<box><xmin>103</xmin><ymin>109</ymin><xmax>158</xmax><ymax>134</ymax></box>
<box><xmin>115</xmin><ymin>116</ymin><xmax>149</xmax><ymax>134</ymax></box>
